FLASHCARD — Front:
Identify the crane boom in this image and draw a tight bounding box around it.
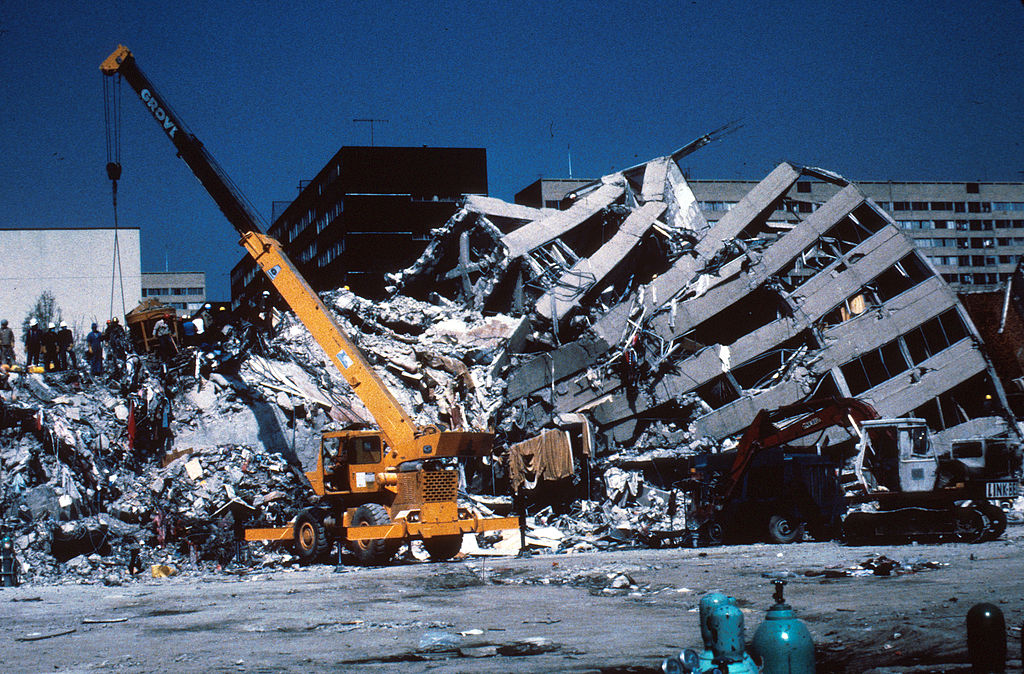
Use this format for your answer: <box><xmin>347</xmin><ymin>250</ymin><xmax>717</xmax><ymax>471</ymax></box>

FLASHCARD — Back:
<box><xmin>101</xmin><ymin>45</ymin><xmax>419</xmax><ymax>451</ymax></box>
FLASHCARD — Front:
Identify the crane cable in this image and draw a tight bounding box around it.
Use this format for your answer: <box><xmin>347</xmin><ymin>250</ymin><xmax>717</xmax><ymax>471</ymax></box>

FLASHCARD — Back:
<box><xmin>103</xmin><ymin>73</ymin><xmax>126</xmax><ymax>321</ymax></box>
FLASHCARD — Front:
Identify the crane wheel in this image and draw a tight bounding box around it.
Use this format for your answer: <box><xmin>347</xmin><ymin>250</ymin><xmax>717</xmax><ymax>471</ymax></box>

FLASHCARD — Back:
<box><xmin>347</xmin><ymin>504</ymin><xmax>397</xmax><ymax>566</ymax></box>
<box><xmin>767</xmin><ymin>513</ymin><xmax>805</xmax><ymax>544</ymax></box>
<box><xmin>423</xmin><ymin>535</ymin><xmax>463</xmax><ymax>561</ymax></box>
<box><xmin>294</xmin><ymin>508</ymin><xmax>330</xmax><ymax>563</ymax></box>
<box><xmin>978</xmin><ymin>501</ymin><xmax>1007</xmax><ymax>542</ymax></box>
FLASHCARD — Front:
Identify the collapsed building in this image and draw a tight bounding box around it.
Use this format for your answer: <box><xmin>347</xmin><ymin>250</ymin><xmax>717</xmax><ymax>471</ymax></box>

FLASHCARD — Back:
<box><xmin>392</xmin><ymin>152</ymin><xmax>1020</xmax><ymax>459</ymax></box>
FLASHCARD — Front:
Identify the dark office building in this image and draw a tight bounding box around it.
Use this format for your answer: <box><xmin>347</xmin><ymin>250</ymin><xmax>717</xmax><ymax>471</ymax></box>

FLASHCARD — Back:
<box><xmin>231</xmin><ymin>146</ymin><xmax>487</xmax><ymax>306</ymax></box>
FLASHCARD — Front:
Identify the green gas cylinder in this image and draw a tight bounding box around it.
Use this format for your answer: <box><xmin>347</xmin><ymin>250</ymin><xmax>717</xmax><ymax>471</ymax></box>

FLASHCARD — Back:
<box><xmin>707</xmin><ymin>604</ymin><xmax>758</xmax><ymax>673</ymax></box>
<box><xmin>751</xmin><ymin>580</ymin><xmax>815</xmax><ymax>674</ymax></box>
<box><xmin>698</xmin><ymin>592</ymin><xmax>733</xmax><ymax>667</ymax></box>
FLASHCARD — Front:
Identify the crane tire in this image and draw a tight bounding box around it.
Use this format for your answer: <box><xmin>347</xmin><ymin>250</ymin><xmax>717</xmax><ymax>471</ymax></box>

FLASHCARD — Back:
<box><xmin>423</xmin><ymin>534</ymin><xmax>463</xmax><ymax>561</ymax></box>
<box><xmin>294</xmin><ymin>508</ymin><xmax>330</xmax><ymax>563</ymax></box>
<box><xmin>347</xmin><ymin>504</ymin><xmax>397</xmax><ymax>566</ymax></box>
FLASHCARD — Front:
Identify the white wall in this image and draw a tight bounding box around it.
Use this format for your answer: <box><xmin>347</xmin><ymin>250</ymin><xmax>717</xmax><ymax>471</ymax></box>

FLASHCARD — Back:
<box><xmin>0</xmin><ymin>229</ymin><xmax>142</xmax><ymax>346</ymax></box>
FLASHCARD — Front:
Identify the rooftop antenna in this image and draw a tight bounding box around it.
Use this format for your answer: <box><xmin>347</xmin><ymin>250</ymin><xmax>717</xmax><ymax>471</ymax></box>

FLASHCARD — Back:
<box><xmin>353</xmin><ymin>118</ymin><xmax>389</xmax><ymax>147</ymax></box>
<box><xmin>568</xmin><ymin>143</ymin><xmax>573</xmax><ymax>179</ymax></box>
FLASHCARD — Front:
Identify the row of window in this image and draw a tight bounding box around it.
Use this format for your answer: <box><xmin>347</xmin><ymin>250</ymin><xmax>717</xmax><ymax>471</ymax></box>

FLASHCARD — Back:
<box><xmin>840</xmin><ymin>309</ymin><xmax>968</xmax><ymax>396</ymax></box>
<box><xmin>898</xmin><ymin>219</ymin><xmax>1024</xmax><ymax>231</ymax></box>
<box><xmin>700</xmin><ymin>201</ymin><xmax>737</xmax><ymax>212</ymax></box>
<box><xmin>926</xmin><ymin>254</ymin><xmax>1017</xmax><ymax>266</ymax></box>
<box><xmin>942</xmin><ymin>272</ymin><xmax>1009</xmax><ymax>285</ymax></box>
<box><xmin>142</xmin><ymin>287</ymin><xmax>204</xmax><ymax>297</ymax></box>
<box><xmin>318</xmin><ymin>240</ymin><xmax>345</xmax><ymax>267</ymax></box>
<box><xmin>882</xmin><ymin>201</ymin><xmax>1024</xmax><ymax>213</ymax></box>
<box><xmin>912</xmin><ymin>237</ymin><xmax>1020</xmax><ymax>249</ymax></box>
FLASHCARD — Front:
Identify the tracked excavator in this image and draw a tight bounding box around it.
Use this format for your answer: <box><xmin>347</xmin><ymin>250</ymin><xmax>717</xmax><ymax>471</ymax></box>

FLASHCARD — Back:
<box><xmin>101</xmin><ymin>45</ymin><xmax>518</xmax><ymax>564</ymax></box>
<box><xmin>691</xmin><ymin>397</ymin><xmax>1020</xmax><ymax>545</ymax></box>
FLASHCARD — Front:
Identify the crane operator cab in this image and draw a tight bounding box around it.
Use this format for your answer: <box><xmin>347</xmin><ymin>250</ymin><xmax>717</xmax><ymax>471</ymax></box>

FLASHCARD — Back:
<box><xmin>322</xmin><ymin>433</ymin><xmax>384</xmax><ymax>494</ymax></box>
<box><xmin>855</xmin><ymin>419</ymin><xmax>937</xmax><ymax>493</ymax></box>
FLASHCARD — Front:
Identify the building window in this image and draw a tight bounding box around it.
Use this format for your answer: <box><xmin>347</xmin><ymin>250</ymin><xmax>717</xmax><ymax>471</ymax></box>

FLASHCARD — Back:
<box><xmin>966</xmin><ymin>182</ymin><xmax>980</xmax><ymax>194</ymax></box>
<box><xmin>796</xmin><ymin>182</ymin><xmax>811</xmax><ymax>193</ymax></box>
<box><xmin>993</xmin><ymin>202</ymin><xmax>1024</xmax><ymax>211</ymax></box>
<box><xmin>187</xmin><ymin>287</ymin><xmax>204</xmax><ymax>295</ymax></box>
<box><xmin>893</xmin><ymin>202</ymin><xmax>911</xmax><ymax>211</ymax></box>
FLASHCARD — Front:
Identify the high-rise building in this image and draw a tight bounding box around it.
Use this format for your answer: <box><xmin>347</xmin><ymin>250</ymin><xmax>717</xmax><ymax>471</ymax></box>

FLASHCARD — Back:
<box><xmin>687</xmin><ymin>178</ymin><xmax>1024</xmax><ymax>293</ymax></box>
<box><xmin>231</xmin><ymin>146</ymin><xmax>487</xmax><ymax>308</ymax></box>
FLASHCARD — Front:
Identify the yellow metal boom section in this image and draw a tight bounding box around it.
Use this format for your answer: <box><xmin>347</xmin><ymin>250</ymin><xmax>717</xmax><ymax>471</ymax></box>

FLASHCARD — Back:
<box><xmin>240</xmin><ymin>231</ymin><xmax>418</xmax><ymax>451</ymax></box>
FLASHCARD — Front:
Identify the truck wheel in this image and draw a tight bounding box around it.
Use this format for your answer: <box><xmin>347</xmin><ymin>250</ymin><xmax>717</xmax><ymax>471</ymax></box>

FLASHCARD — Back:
<box><xmin>702</xmin><ymin>520</ymin><xmax>725</xmax><ymax>546</ymax></box>
<box><xmin>294</xmin><ymin>508</ymin><xmax>330</xmax><ymax>563</ymax></box>
<box><xmin>767</xmin><ymin>514</ymin><xmax>804</xmax><ymax>544</ymax></box>
<box><xmin>423</xmin><ymin>535</ymin><xmax>463</xmax><ymax>561</ymax></box>
<box><xmin>347</xmin><ymin>504</ymin><xmax>397</xmax><ymax>566</ymax></box>
<box><xmin>953</xmin><ymin>506</ymin><xmax>985</xmax><ymax>543</ymax></box>
<box><xmin>978</xmin><ymin>502</ymin><xmax>1007</xmax><ymax>541</ymax></box>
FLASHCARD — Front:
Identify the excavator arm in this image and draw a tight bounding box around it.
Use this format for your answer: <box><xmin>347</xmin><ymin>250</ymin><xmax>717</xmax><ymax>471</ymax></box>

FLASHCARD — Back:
<box><xmin>717</xmin><ymin>397</ymin><xmax>879</xmax><ymax>505</ymax></box>
<box><xmin>101</xmin><ymin>45</ymin><xmax>419</xmax><ymax>453</ymax></box>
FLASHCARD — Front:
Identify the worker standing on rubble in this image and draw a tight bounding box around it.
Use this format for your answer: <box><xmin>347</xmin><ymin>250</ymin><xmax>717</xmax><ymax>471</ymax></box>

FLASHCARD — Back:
<box><xmin>42</xmin><ymin>322</ymin><xmax>59</xmax><ymax>372</ymax></box>
<box><xmin>152</xmin><ymin>314</ymin><xmax>175</xmax><ymax>361</ymax></box>
<box><xmin>181</xmin><ymin>315</ymin><xmax>197</xmax><ymax>347</ymax></box>
<box><xmin>57</xmin><ymin>321</ymin><xmax>76</xmax><ymax>371</ymax></box>
<box><xmin>86</xmin><ymin>323</ymin><xmax>103</xmax><ymax>375</ymax></box>
<box><xmin>25</xmin><ymin>318</ymin><xmax>42</xmax><ymax>369</ymax></box>
<box><xmin>102</xmin><ymin>317</ymin><xmax>128</xmax><ymax>376</ymax></box>
<box><xmin>0</xmin><ymin>319</ymin><xmax>14</xmax><ymax>367</ymax></box>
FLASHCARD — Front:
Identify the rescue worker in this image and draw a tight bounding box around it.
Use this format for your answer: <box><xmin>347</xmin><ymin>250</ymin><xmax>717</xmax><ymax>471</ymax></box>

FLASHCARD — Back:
<box><xmin>25</xmin><ymin>318</ymin><xmax>42</xmax><ymax>368</ymax></box>
<box><xmin>102</xmin><ymin>317</ymin><xmax>127</xmax><ymax>376</ymax></box>
<box><xmin>152</xmin><ymin>314</ymin><xmax>175</xmax><ymax>361</ymax></box>
<box><xmin>57</xmin><ymin>321</ymin><xmax>76</xmax><ymax>370</ymax></box>
<box><xmin>41</xmin><ymin>322</ymin><xmax>59</xmax><ymax>372</ymax></box>
<box><xmin>86</xmin><ymin>323</ymin><xmax>103</xmax><ymax>375</ymax></box>
<box><xmin>181</xmin><ymin>315</ymin><xmax>197</xmax><ymax>347</ymax></box>
<box><xmin>0</xmin><ymin>319</ymin><xmax>14</xmax><ymax>366</ymax></box>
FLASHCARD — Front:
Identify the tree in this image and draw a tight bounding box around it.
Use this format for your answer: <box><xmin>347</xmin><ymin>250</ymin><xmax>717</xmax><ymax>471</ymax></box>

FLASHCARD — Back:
<box><xmin>22</xmin><ymin>290</ymin><xmax>63</xmax><ymax>343</ymax></box>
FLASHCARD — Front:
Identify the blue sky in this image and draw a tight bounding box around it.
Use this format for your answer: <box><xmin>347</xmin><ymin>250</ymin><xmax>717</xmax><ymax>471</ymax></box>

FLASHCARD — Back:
<box><xmin>2</xmin><ymin>1</ymin><xmax>1023</xmax><ymax>300</ymax></box>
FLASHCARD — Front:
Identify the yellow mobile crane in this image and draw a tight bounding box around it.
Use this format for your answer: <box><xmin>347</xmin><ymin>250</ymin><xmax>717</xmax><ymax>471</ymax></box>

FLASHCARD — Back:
<box><xmin>101</xmin><ymin>46</ymin><xmax>517</xmax><ymax>563</ymax></box>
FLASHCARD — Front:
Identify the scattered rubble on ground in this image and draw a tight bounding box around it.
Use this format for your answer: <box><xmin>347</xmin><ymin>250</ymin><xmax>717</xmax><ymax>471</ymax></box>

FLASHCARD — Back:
<box><xmin>2</xmin><ymin>146</ymin><xmax>1023</xmax><ymax>583</ymax></box>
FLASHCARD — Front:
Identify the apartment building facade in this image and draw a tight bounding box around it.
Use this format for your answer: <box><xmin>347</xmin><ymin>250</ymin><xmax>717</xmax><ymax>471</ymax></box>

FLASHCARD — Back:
<box><xmin>231</xmin><ymin>146</ymin><xmax>487</xmax><ymax>307</ymax></box>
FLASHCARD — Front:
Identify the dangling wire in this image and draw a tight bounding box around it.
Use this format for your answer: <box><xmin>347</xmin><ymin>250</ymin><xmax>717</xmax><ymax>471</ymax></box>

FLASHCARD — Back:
<box><xmin>103</xmin><ymin>74</ymin><xmax>126</xmax><ymax>320</ymax></box>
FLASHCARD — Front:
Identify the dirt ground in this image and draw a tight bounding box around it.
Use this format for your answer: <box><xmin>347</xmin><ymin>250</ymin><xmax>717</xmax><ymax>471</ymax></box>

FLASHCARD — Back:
<box><xmin>2</xmin><ymin>528</ymin><xmax>1023</xmax><ymax>673</ymax></box>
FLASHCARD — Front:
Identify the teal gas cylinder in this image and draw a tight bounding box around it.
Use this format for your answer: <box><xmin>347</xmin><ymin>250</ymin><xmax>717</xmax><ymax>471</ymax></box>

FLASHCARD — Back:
<box><xmin>707</xmin><ymin>604</ymin><xmax>758</xmax><ymax>673</ymax></box>
<box><xmin>662</xmin><ymin>593</ymin><xmax>757</xmax><ymax>673</ymax></box>
<box><xmin>698</xmin><ymin>592</ymin><xmax>734</xmax><ymax>667</ymax></box>
<box><xmin>751</xmin><ymin>580</ymin><xmax>815</xmax><ymax>673</ymax></box>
